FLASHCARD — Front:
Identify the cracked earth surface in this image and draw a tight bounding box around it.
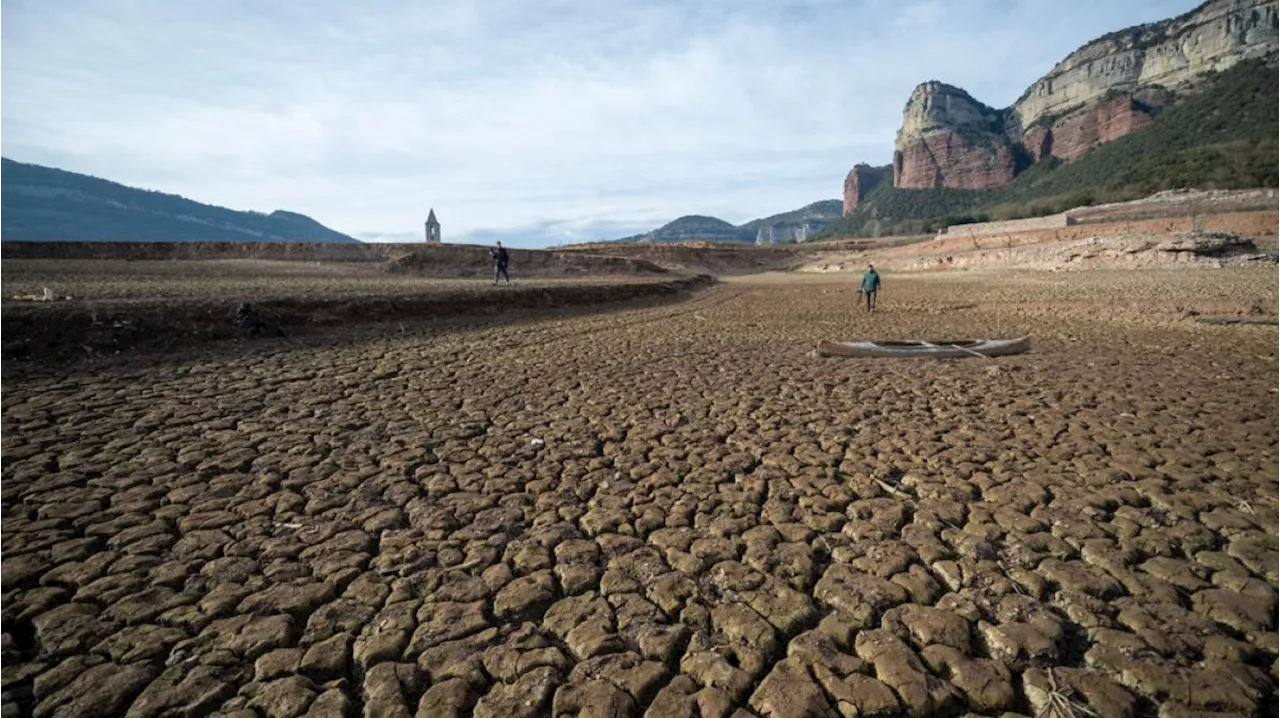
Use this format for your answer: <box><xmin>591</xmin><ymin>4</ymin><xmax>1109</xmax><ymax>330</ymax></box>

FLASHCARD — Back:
<box><xmin>3</xmin><ymin>270</ymin><xmax>1277</xmax><ymax>718</ymax></box>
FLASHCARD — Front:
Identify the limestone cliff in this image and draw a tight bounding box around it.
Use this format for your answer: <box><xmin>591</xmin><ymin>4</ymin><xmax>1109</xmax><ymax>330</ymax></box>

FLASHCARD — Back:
<box><xmin>880</xmin><ymin>0</ymin><xmax>1278</xmax><ymax>190</ymax></box>
<box><xmin>892</xmin><ymin>83</ymin><xmax>1017</xmax><ymax>189</ymax></box>
<box><xmin>1011</xmin><ymin>0</ymin><xmax>1278</xmax><ymax>134</ymax></box>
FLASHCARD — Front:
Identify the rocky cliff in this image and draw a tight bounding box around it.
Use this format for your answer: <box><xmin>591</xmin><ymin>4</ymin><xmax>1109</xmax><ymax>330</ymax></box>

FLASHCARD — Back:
<box><xmin>842</xmin><ymin>164</ymin><xmax>890</xmax><ymax>215</ymax></box>
<box><xmin>882</xmin><ymin>0</ymin><xmax>1278</xmax><ymax>190</ymax></box>
<box><xmin>1012</xmin><ymin>0</ymin><xmax>1278</xmax><ymax>133</ymax></box>
<box><xmin>891</xmin><ymin>82</ymin><xmax>1017</xmax><ymax>189</ymax></box>
<box><xmin>753</xmin><ymin>221</ymin><xmax>825</xmax><ymax>245</ymax></box>
<box><xmin>1021</xmin><ymin>88</ymin><xmax>1174</xmax><ymax>162</ymax></box>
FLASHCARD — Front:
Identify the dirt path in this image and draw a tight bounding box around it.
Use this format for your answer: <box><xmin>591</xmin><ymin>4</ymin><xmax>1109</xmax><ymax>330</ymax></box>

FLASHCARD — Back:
<box><xmin>3</xmin><ymin>271</ymin><xmax>1277</xmax><ymax>717</ymax></box>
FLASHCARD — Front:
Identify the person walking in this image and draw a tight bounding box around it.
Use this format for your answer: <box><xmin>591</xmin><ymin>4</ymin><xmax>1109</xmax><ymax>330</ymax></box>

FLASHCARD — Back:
<box><xmin>491</xmin><ymin>242</ymin><xmax>511</xmax><ymax>285</ymax></box>
<box><xmin>859</xmin><ymin>263</ymin><xmax>881</xmax><ymax>311</ymax></box>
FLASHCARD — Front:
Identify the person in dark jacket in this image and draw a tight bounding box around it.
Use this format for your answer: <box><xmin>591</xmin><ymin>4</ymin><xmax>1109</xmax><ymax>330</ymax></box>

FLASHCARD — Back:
<box><xmin>859</xmin><ymin>264</ymin><xmax>881</xmax><ymax>311</ymax></box>
<box><xmin>491</xmin><ymin>242</ymin><xmax>511</xmax><ymax>285</ymax></box>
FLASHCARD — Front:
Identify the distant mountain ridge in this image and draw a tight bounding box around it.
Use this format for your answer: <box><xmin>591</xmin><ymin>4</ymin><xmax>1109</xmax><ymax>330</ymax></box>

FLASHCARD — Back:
<box><xmin>611</xmin><ymin>199</ymin><xmax>843</xmax><ymax>245</ymax></box>
<box><xmin>1</xmin><ymin>158</ymin><xmax>359</xmax><ymax>242</ymax></box>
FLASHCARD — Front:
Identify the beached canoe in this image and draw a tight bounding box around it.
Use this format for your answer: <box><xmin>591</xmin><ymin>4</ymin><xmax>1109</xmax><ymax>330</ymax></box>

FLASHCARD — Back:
<box><xmin>816</xmin><ymin>337</ymin><xmax>1031</xmax><ymax>359</ymax></box>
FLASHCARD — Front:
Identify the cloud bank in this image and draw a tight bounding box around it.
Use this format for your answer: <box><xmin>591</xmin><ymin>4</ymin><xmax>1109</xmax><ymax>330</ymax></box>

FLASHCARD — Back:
<box><xmin>2</xmin><ymin>0</ymin><xmax>1195</xmax><ymax>247</ymax></box>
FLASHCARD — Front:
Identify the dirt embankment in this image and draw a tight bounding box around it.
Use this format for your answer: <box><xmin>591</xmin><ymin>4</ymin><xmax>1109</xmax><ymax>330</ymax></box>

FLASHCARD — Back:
<box><xmin>1067</xmin><ymin>187</ymin><xmax>1279</xmax><ymax>224</ymax></box>
<box><xmin>2</xmin><ymin>240</ymin><xmax>784</xmax><ymax>284</ymax></box>
<box><xmin>931</xmin><ymin>209</ymin><xmax>1278</xmax><ymax>253</ymax></box>
<box><xmin>0</xmin><ymin>241</ymin><xmax>677</xmax><ymax>279</ymax></box>
<box><xmin>555</xmin><ymin>243</ymin><xmax>806</xmax><ymax>274</ymax></box>
<box><xmin>0</xmin><ymin>239</ymin><xmax>719</xmax><ymax>365</ymax></box>
<box><xmin>808</xmin><ymin>234</ymin><xmax>936</xmax><ymax>251</ymax></box>
<box><xmin>1</xmin><ymin>237</ymin><xmax>947</xmax><ymax>279</ymax></box>
<box><xmin>557</xmin><ymin>237</ymin><xmax>938</xmax><ymax>274</ymax></box>
<box><xmin>939</xmin><ymin>189</ymin><xmax>1279</xmax><ymax>238</ymax></box>
<box><xmin>2</xmin><ymin>274</ymin><xmax>715</xmax><ymax>364</ymax></box>
<box><xmin>860</xmin><ymin>232</ymin><xmax>1275</xmax><ymax>273</ymax></box>
<box><xmin>385</xmin><ymin>246</ymin><xmax>670</xmax><ymax>278</ymax></box>
<box><xmin>798</xmin><ymin>209</ymin><xmax>1279</xmax><ymax>273</ymax></box>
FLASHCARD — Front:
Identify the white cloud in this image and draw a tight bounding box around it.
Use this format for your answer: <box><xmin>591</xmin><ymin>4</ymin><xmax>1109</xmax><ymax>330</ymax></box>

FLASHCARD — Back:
<box><xmin>2</xmin><ymin>0</ymin><xmax>1199</xmax><ymax>247</ymax></box>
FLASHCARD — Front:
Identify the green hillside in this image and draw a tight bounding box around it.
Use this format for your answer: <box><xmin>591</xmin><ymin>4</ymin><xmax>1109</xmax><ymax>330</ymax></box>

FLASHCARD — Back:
<box><xmin>820</xmin><ymin>57</ymin><xmax>1279</xmax><ymax>239</ymax></box>
<box><xmin>1</xmin><ymin>159</ymin><xmax>360</xmax><ymax>242</ymax></box>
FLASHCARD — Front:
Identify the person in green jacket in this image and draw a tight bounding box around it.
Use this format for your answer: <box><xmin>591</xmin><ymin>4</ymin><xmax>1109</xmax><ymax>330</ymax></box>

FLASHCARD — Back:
<box><xmin>859</xmin><ymin>264</ymin><xmax>881</xmax><ymax>311</ymax></box>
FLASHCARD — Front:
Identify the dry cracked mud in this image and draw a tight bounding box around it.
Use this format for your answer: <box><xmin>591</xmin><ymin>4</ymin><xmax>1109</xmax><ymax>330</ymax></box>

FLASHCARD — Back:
<box><xmin>2</xmin><ymin>269</ymin><xmax>1277</xmax><ymax>718</ymax></box>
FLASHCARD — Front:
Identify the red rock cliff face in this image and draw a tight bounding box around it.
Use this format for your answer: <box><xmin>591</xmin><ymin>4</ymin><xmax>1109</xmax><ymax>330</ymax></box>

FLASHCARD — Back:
<box><xmin>860</xmin><ymin>0</ymin><xmax>1277</xmax><ymax>197</ymax></box>
<box><xmin>892</xmin><ymin>82</ymin><xmax>1018</xmax><ymax>190</ymax></box>
<box><xmin>842</xmin><ymin>169</ymin><xmax>859</xmax><ymax>215</ymax></box>
<box><xmin>1023</xmin><ymin>89</ymin><xmax>1170</xmax><ymax>162</ymax></box>
<box><xmin>842</xmin><ymin>164</ymin><xmax>880</xmax><ymax>215</ymax></box>
<box><xmin>878</xmin><ymin>80</ymin><xmax>1172</xmax><ymax>191</ymax></box>
<box><xmin>893</xmin><ymin>133</ymin><xmax>1017</xmax><ymax>189</ymax></box>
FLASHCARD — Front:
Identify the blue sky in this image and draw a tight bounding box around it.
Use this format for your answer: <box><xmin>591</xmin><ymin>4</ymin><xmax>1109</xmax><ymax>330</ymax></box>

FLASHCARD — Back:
<box><xmin>3</xmin><ymin>0</ymin><xmax>1197</xmax><ymax>247</ymax></box>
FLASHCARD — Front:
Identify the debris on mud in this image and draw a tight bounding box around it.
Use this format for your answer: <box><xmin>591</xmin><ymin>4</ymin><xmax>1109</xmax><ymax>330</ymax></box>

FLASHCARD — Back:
<box><xmin>10</xmin><ymin>287</ymin><xmax>70</xmax><ymax>302</ymax></box>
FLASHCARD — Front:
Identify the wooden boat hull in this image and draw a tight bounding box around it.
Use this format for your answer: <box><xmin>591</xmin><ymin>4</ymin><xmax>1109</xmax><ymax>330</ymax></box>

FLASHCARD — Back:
<box><xmin>816</xmin><ymin>337</ymin><xmax>1031</xmax><ymax>359</ymax></box>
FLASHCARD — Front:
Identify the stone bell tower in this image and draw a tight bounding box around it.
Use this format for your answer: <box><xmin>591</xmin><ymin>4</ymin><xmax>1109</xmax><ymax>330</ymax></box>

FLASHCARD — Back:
<box><xmin>425</xmin><ymin>209</ymin><xmax>441</xmax><ymax>243</ymax></box>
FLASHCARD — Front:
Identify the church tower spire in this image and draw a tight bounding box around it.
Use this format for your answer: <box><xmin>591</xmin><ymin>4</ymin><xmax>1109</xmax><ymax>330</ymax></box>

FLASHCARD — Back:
<box><xmin>425</xmin><ymin>209</ymin><xmax>441</xmax><ymax>243</ymax></box>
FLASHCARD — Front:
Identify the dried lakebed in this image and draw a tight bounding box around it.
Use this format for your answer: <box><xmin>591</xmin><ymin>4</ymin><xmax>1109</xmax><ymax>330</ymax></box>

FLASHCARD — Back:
<box><xmin>2</xmin><ymin>270</ymin><xmax>1277</xmax><ymax>718</ymax></box>
<box><xmin>0</xmin><ymin>263</ymin><xmax>713</xmax><ymax>362</ymax></box>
